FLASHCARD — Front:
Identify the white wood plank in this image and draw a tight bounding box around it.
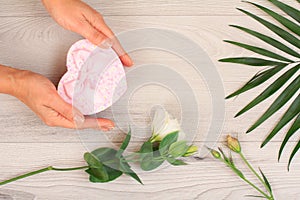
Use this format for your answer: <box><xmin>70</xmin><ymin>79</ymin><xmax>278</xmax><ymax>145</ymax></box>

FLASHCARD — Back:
<box><xmin>0</xmin><ymin>0</ymin><xmax>298</xmax><ymax>16</ymax></box>
<box><xmin>0</xmin><ymin>16</ymin><xmax>298</xmax><ymax>143</ymax></box>
<box><xmin>0</xmin><ymin>142</ymin><xmax>299</xmax><ymax>200</ymax></box>
<box><xmin>0</xmin><ymin>0</ymin><xmax>299</xmax><ymax>199</ymax></box>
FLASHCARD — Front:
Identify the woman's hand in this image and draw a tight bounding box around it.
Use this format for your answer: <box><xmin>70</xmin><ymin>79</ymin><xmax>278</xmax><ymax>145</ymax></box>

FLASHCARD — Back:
<box><xmin>12</xmin><ymin>69</ymin><xmax>114</xmax><ymax>130</ymax></box>
<box><xmin>42</xmin><ymin>0</ymin><xmax>133</xmax><ymax>67</ymax></box>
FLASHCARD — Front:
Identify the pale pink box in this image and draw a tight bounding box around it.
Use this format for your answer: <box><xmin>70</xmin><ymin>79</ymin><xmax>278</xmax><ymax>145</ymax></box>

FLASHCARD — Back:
<box><xmin>58</xmin><ymin>39</ymin><xmax>127</xmax><ymax>115</ymax></box>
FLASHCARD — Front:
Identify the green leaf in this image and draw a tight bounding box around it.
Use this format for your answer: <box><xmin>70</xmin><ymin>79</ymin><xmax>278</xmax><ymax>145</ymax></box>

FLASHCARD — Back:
<box><xmin>245</xmin><ymin>1</ymin><xmax>300</xmax><ymax>36</ymax></box>
<box><xmin>288</xmin><ymin>141</ymin><xmax>300</xmax><ymax>171</ymax></box>
<box><xmin>232</xmin><ymin>167</ymin><xmax>244</xmax><ymax>179</ymax></box>
<box><xmin>247</xmin><ymin>72</ymin><xmax>300</xmax><ymax>132</ymax></box>
<box><xmin>230</xmin><ymin>25</ymin><xmax>300</xmax><ymax>58</ymax></box>
<box><xmin>218</xmin><ymin>147</ymin><xmax>230</xmax><ymax>164</ymax></box>
<box><xmin>140</xmin><ymin>155</ymin><xmax>164</xmax><ymax>171</ymax></box>
<box><xmin>226</xmin><ymin>65</ymin><xmax>284</xmax><ymax>99</ymax></box>
<box><xmin>269</xmin><ymin>0</ymin><xmax>300</xmax><ymax>23</ymax></box>
<box><xmin>166</xmin><ymin>157</ymin><xmax>187</xmax><ymax>166</ymax></box>
<box><xmin>228</xmin><ymin>152</ymin><xmax>235</xmax><ymax>167</ymax></box>
<box><xmin>237</xmin><ymin>8</ymin><xmax>300</xmax><ymax>49</ymax></box>
<box><xmin>140</xmin><ymin>141</ymin><xmax>153</xmax><ymax>154</ymax></box>
<box><xmin>119</xmin><ymin>161</ymin><xmax>143</xmax><ymax>184</ymax></box>
<box><xmin>261</xmin><ymin>94</ymin><xmax>300</xmax><ymax>147</ymax></box>
<box><xmin>116</xmin><ymin>129</ymin><xmax>131</xmax><ymax>158</ymax></box>
<box><xmin>119</xmin><ymin>129</ymin><xmax>131</xmax><ymax>151</ymax></box>
<box><xmin>259</xmin><ymin>168</ymin><xmax>272</xmax><ymax>193</ymax></box>
<box><xmin>278</xmin><ymin>114</ymin><xmax>300</xmax><ymax>161</ymax></box>
<box><xmin>84</xmin><ymin>152</ymin><xmax>109</xmax><ymax>181</ymax></box>
<box><xmin>159</xmin><ymin>131</ymin><xmax>179</xmax><ymax>155</ymax></box>
<box><xmin>219</xmin><ymin>57</ymin><xmax>287</xmax><ymax>66</ymax></box>
<box><xmin>139</xmin><ymin>142</ymin><xmax>164</xmax><ymax>171</ymax></box>
<box><xmin>91</xmin><ymin>148</ymin><xmax>120</xmax><ymax>170</ymax></box>
<box><xmin>87</xmin><ymin>166</ymin><xmax>122</xmax><ymax>183</ymax></box>
<box><xmin>224</xmin><ymin>40</ymin><xmax>293</xmax><ymax>62</ymax></box>
<box><xmin>245</xmin><ymin>195</ymin><xmax>268</xmax><ymax>199</ymax></box>
<box><xmin>168</xmin><ymin>141</ymin><xmax>189</xmax><ymax>158</ymax></box>
<box><xmin>84</xmin><ymin>152</ymin><xmax>103</xmax><ymax>169</ymax></box>
<box><xmin>236</xmin><ymin>66</ymin><xmax>299</xmax><ymax>117</ymax></box>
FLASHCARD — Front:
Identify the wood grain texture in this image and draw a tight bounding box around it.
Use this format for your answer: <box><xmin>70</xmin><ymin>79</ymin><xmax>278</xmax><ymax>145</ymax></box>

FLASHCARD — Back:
<box><xmin>0</xmin><ymin>16</ymin><xmax>298</xmax><ymax>143</ymax></box>
<box><xmin>0</xmin><ymin>142</ymin><xmax>299</xmax><ymax>200</ymax></box>
<box><xmin>0</xmin><ymin>0</ymin><xmax>299</xmax><ymax>199</ymax></box>
<box><xmin>0</xmin><ymin>0</ymin><xmax>298</xmax><ymax>16</ymax></box>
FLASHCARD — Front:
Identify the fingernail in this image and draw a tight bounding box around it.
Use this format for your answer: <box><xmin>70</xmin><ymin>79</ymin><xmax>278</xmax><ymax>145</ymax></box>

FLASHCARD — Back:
<box><xmin>99</xmin><ymin>39</ymin><xmax>113</xmax><ymax>49</ymax></box>
<box><xmin>74</xmin><ymin>114</ymin><xmax>85</xmax><ymax>125</ymax></box>
<box><xmin>102</xmin><ymin>125</ymin><xmax>114</xmax><ymax>131</ymax></box>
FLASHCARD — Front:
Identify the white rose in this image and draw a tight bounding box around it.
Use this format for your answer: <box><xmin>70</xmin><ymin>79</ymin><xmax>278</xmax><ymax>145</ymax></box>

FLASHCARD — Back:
<box><xmin>150</xmin><ymin>108</ymin><xmax>184</xmax><ymax>142</ymax></box>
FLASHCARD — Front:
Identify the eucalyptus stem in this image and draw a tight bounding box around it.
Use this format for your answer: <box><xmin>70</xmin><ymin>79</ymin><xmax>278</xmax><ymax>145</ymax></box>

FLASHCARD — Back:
<box><xmin>0</xmin><ymin>166</ymin><xmax>89</xmax><ymax>186</ymax></box>
<box><xmin>239</xmin><ymin>152</ymin><xmax>273</xmax><ymax>198</ymax></box>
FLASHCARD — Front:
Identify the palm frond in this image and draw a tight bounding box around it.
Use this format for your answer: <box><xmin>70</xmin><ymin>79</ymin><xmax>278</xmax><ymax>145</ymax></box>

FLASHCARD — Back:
<box><xmin>229</xmin><ymin>25</ymin><xmax>300</xmax><ymax>58</ymax></box>
<box><xmin>244</xmin><ymin>1</ymin><xmax>300</xmax><ymax>36</ymax></box>
<box><xmin>247</xmin><ymin>72</ymin><xmax>300</xmax><ymax>132</ymax></box>
<box><xmin>278</xmin><ymin>114</ymin><xmax>300</xmax><ymax>161</ymax></box>
<box><xmin>268</xmin><ymin>0</ymin><xmax>300</xmax><ymax>23</ymax></box>
<box><xmin>236</xmin><ymin>66</ymin><xmax>299</xmax><ymax>117</ymax></box>
<box><xmin>261</xmin><ymin>94</ymin><xmax>300</xmax><ymax>147</ymax></box>
<box><xmin>289</xmin><ymin>141</ymin><xmax>300</xmax><ymax>170</ymax></box>
<box><xmin>237</xmin><ymin>8</ymin><xmax>300</xmax><ymax>49</ymax></box>
<box><xmin>219</xmin><ymin>57</ymin><xmax>288</xmax><ymax>66</ymax></box>
<box><xmin>226</xmin><ymin>65</ymin><xmax>285</xmax><ymax>99</ymax></box>
<box><xmin>221</xmin><ymin>0</ymin><xmax>300</xmax><ymax>168</ymax></box>
<box><xmin>224</xmin><ymin>40</ymin><xmax>293</xmax><ymax>62</ymax></box>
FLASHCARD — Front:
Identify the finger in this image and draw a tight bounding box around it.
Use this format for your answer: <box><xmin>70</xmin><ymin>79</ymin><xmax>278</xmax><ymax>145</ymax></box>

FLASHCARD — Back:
<box><xmin>82</xmin><ymin>10</ymin><xmax>134</xmax><ymax>66</ymax></box>
<box><xmin>43</xmin><ymin>107</ymin><xmax>114</xmax><ymax>131</ymax></box>
<box><xmin>80</xmin><ymin>117</ymin><xmax>115</xmax><ymax>130</ymax></box>
<box><xmin>48</xmin><ymin>92</ymin><xmax>85</xmax><ymax>125</ymax></box>
<box><xmin>79</xmin><ymin>19</ymin><xmax>110</xmax><ymax>47</ymax></box>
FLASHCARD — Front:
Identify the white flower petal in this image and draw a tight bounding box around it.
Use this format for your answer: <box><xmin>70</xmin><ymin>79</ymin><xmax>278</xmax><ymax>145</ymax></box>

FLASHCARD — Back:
<box><xmin>151</xmin><ymin>108</ymin><xmax>168</xmax><ymax>134</ymax></box>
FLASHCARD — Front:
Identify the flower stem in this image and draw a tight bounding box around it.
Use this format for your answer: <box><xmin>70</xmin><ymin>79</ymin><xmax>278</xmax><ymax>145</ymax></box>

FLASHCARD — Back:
<box><xmin>121</xmin><ymin>159</ymin><xmax>140</xmax><ymax>163</ymax></box>
<box><xmin>239</xmin><ymin>152</ymin><xmax>273</xmax><ymax>198</ymax></box>
<box><xmin>51</xmin><ymin>166</ymin><xmax>89</xmax><ymax>171</ymax></box>
<box><xmin>240</xmin><ymin>176</ymin><xmax>272</xmax><ymax>200</ymax></box>
<box><xmin>0</xmin><ymin>166</ymin><xmax>89</xmax><ymax>186</ymax></box>
<box><xmin>222</xmin><ymin>159</ymin><xmax>270</xmax><ymax>199</ymax></box>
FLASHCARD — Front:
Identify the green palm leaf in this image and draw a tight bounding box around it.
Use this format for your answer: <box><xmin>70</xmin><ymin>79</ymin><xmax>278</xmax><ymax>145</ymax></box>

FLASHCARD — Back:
<box><xmin>230</xmin><ymin>25</ymin><xmax>300</xmax><ymax>58</ymax></box>
<box><xmin>237</xmin><ymin>8</ymin><xmax>300</xmax><ymax>49</ymax></box>
<box><xmin>236</xmin><ymin>66</ymin><xmax>299</xmax><ymax>117</ymax></box>
<box><xmin>245</xmin><ymin>1</ymin><xmax>300</xmax><ymax>36</ymax></box>
<box><xmin>224</xmin><ymin>40</ymin><xmax>293</xmax><ymax>62</ymax></box>
<box><xmin>268</xmin><ymin>0</ymin><xmax>300</xmax><ymax>23</ymax></box>
<box><xmin>226</xmin><ymin>65</ymin><xmax>285</xmax><ymax>99</ymax></box>
<box><xmin>261</xmin><ymin>94</ymin><xmax>300</xmax><ymax>147</ymax></box>
<box><xmin>288</xmin><ymin>141</ymin><xmax>300</xmax><ymax>170</ymax></box>
<box><xmin>247</xmin><ymin>73</ymin><xmax>300</xmax><ymax>132</ymax></box>
<box><xmin>278</xmin><ymin>114</ymin><xmax>300</xmax><ymax>161</ymax></box>
<box><xmin>221</xmin><ymin>0</ymin><xmax>300</xmax><ymax>168</ymax></box>
<box><xmin>219</xmin><ymin>57</ymin><xmax>287</xmax><ymax>66</ymax></box>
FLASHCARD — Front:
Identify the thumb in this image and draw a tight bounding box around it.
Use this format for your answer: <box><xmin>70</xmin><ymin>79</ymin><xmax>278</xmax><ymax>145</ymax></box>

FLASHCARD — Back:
<box><xmin>49</xmin><ymin>93</ymin><xmax>85</xmax><ymax>125</ymax></box>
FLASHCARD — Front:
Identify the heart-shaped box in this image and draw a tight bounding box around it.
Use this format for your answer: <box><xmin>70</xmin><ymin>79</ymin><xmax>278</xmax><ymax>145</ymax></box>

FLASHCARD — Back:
<box><xmin>58</xmin><ymin>39</ymin><xmax>127</xmax><ymax>115</ymax></box>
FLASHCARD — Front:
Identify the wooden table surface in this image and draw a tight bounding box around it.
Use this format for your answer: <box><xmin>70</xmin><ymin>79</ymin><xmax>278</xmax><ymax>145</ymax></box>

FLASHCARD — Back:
<box><xmin>0</xmin><ymin>0</ymin><xmax>299</xmax><ymax>199</ymax></box>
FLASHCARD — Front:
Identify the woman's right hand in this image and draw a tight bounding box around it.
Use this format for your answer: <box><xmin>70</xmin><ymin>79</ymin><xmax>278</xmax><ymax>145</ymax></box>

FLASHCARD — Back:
<box><xmin>42</xmin><ymin>0</ymin><xmax>133</xmax><ymax>67</ymax></box>
<box><xmin>12</xmin><ymin>69</ymin><xmax>114</xmax><ymax>131</ymax></box>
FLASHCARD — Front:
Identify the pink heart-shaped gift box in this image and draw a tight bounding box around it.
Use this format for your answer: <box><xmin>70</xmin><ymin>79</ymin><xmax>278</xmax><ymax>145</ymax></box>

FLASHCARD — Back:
<box><xmin>57</xmin><ymin>39</ymin><xmax>127</xmax><ymax>115</ymax></box>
